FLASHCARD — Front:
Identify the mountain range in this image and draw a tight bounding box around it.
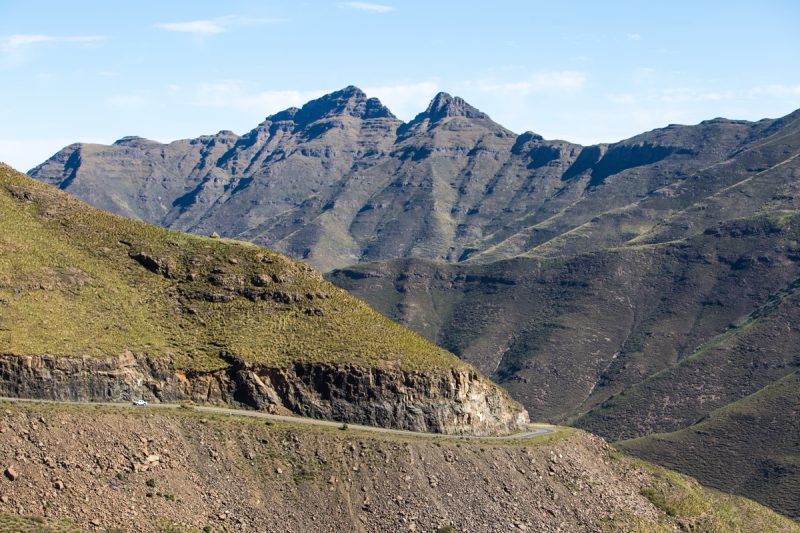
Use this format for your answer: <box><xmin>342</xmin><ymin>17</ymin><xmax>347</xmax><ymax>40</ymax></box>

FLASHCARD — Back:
<box><xmin>29</xmin><ymin>87</ymin><xmax>800</xmax><ymax>519</ymax></box>
<box><xmin>6</xmin><ymin>163</ymin><xmax>797</xmax><ymax>532</ymax></box>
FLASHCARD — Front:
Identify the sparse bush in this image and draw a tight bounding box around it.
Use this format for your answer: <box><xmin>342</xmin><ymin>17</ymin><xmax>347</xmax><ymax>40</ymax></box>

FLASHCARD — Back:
<box><xmin>145</xmin><ymin>478</ymin><xmax>156</xmax><ymax>488</ymax></box>
<box><xmin>437</xmin><ymin>526</ymin><xmax>456</xmax><ymax>533</ymax></box>
<box><xmin>340</xmin><ymin>422</ymin><xmax>348</xmax><ymax>431</ymax></box>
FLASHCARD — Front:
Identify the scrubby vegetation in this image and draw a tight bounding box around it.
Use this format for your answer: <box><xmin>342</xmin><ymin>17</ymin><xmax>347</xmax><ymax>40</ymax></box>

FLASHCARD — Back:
<box><xmin>634</xmin><ymin>457</ymin><xmax>798</xmax><ymax>532</ymax></box>
<box><xmin>0</xmin><ymin>513</ymin><xmax>86</xmax><ymax>533</ymax></box>
<box><xmin>0</xmin><ymin>164</ymin><xmax>464</xmax><ymax>374</ymax></box>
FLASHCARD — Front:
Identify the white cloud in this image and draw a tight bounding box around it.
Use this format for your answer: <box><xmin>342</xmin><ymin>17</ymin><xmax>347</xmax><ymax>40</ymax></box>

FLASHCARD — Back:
<box><xmin>627</xmin><ymin>33</ymin><xmax>642</xmax><ymax>41</ymax></box>
<box><xmin>529</xmin><ymin>71</ymin><xmax>587</xmax><ymax>91</ymax></box>
<box><xmin>364</xmin><ymin>81</ymin><xmax>440</xmax><ymax>119</ymax></box>
<box><xmin>1</xmin><ymin>34</ymin><xmax>107</xmax><ymax>52</ymax></box>
<box><xmin>155</xmin><ymin>20</ymin><xmax>227</xmax><ymax>34</ymax></box>
<box><xmin>336</xmin><ymin>2</ymin><xmax>395</xmax><ymax>13</ymax></box>
<box><xmin>607</xmin><ymin>93</ymin><xmax>636</xmax><ymax>104</ymax></box>
<box><xmin>458</xmin><ymin>71</ymin><xmax>587</xmax><ymax>95</ymax></box>
<box><xmin>106</xmin><ymin>94</ymin><xmax>147</xmax><ymax>107</ymax></box>
<box><xmin>654</xmin><ymin>88</ymin><xmax>735</xmax><ymax>103</ymax></box>
<box><xmin>191</xmin><ymin>80</ymin><xmax>328</xmax><ymax>113</ymax></box>
<box><xmin>749</xmin><ymin>84</ymin><xmax>800</xmax><ymax>97</ymax></box>
<box><xmin>609</xmin><ymin>87</ymin><xmax>739</xmax><ymax>105</ymax></box>
<box><xmin>154</xmin><ymin>15</ymin><xmax>281</xmax><ymax>35</ymax></box>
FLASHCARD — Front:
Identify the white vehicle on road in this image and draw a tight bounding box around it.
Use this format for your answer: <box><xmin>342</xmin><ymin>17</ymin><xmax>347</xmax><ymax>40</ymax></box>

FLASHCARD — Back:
<box><xmin>132</xmin><ymin>399</ymin><xmax>148</xmax><ymax>406</ymax></box>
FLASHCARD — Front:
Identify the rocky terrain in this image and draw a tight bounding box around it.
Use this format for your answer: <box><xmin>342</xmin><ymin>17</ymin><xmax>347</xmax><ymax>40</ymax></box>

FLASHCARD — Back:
<box><xmin>27</xmin><ymin>88</ymin><xmax>800</xmax><ymax>519</ymax></box>
<box><xmin>0</xmin><ymin>401</ymin><xmax>797</xmax><ymax>533</ymax></box>
<box><xmin>0</xmin><ymin>164</ymin><xmax>527</xmax><ymax>435</ymax></box>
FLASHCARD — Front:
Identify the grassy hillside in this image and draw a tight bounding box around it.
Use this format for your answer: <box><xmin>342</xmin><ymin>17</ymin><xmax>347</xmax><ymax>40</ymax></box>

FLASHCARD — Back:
<box><xmin>619</xmin><ymin>371</ymin><xmax>800</xmax><ymax>520</ymax></box>
<box><xmin>0</xmin><ymin>163</ymin><xmax>464</xmax><ymax>374</ymax></box>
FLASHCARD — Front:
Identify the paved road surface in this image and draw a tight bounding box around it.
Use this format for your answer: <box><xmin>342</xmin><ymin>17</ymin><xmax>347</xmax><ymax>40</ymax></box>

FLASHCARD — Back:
<box><xmin>0</xmin><ymin>396</ymin><xmax>555</xmax><ymax>441</ymax></box>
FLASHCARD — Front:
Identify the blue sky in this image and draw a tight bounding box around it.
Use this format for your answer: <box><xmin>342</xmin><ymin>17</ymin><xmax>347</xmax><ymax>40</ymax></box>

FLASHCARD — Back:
<box><xmin>1</xmin><ymin>0</ymin><xmax>798</xmax><ymax>171</ymax></box>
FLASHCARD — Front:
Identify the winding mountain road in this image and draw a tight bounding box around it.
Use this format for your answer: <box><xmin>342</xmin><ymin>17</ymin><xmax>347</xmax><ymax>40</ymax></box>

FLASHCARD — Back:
<box><xmin>0</xmin><ymin>396</ymin><xmax>556</xmax><ymax>441</ymax></box>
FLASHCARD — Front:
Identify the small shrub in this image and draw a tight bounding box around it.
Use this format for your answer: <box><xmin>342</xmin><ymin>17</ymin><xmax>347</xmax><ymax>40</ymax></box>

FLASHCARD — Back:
<box><xmin>437</xmin><ymin>526</ymin><xmax>456</xmax><ymax>533</ymax></box>
<box><xmin>145</xmin><ymin>478</ymin><xmax>156</xmax><ymax>488</ymax></box>
<box><xmin>340</xmin><ymin>422</ymin><xmax>348</xmax><ymax>431</ymax></box>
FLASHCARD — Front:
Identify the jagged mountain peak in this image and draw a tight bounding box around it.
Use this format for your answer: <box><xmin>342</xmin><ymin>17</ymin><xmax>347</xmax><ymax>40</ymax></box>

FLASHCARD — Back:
<box><xmin>423</xmin><ymin>91</ymin><xmax>489</xmax><ymax>121</ymax></box>
<box><xmin>292</xmin><ymin>85</ymin><xmax>396</xmax><ymax>125</ymax></box>
<box><xmin>425</xmin><ymin>92</ymin><xmax>489</xmax><ymax>121</ymax></box>
<box><xmin>399</xmin><ymin>91</ymin><xmax>511</xmax><ymax>137</ymax></box>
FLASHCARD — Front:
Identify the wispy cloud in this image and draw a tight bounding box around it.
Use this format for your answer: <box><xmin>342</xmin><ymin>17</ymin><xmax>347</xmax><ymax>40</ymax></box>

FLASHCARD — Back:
<box><xmin>459</xmin><ymin>71</ymin><xmax>588</xmax><ymax>95</ymax></box>
<box><xmin>191</xmin><ymin>80</ymin><xmax>328</xmax><ymax>112</ymax></box>
<box><xmin>105</xmin><ymin>93</ymin><xmax>147</xmax><ymax>108</ymax></box>
<box><xmin>749</xmin><ymin>84</ymin><xmax>800</xmax><ymax>97</ymax></box>
<box><xmin>154</xmin><ymin>15</ymin><xmax>280</xmax><ymax>35</ymax></box>
<box><xmin>1</xmin><ymin>34</ymin><xmax>108</xmax><ymax>52</ymax></box>
<box><xmin>336</xmin><ymin>2</ymin><xmax>395</xmax><ymax>13</ymax></box>
<box><xmin>155</xmin><ymin>20</ymin><xmax>227</xmax><ymax>34</ymax></box>
<box><xmin>607</xmin><ymin>87</ymin><xmax>743</xmax><ymax>105</ymax></box>
<box><xmin>627</xmin><ymin>33</ymin><xmax>642</xmax><ymax>41</ymax></box>
<box><xmin>364</xmin><ymin>81</ymin><xmax>440</xmax><ymax>119</ymax></box>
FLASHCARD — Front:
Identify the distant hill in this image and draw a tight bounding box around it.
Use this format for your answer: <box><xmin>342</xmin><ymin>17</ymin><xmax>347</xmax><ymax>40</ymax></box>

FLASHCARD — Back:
<box><xmin>0</xmin><ymin>163</ymin><xmax>527</xmax><ymax>435</ymax></box>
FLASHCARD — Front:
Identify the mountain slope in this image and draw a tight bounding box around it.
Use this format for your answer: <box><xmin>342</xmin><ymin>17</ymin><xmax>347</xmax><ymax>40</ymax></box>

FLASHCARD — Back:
<box><xmin>618</xmin><ymin>371</ymin><xmax>800</xmax><ymax>520</ymax></box>
<box><xmin>332</xmin><ymin>212</ymin><xmax>800</xmax><ymax>425</ymax></box>
<box><xmin>1</xmin><ymin>401</ymin><xmax>798</xmax><ymax>532</ymax></box>
<box><xmin>330</xmin><ymin>211</ymin><xmax>800</xmax><ymax>515</ymax></box>
<box><xmin>0</xmin><ymin>163</ymin><xmax>527</xmax><ymax>435</ymax></box>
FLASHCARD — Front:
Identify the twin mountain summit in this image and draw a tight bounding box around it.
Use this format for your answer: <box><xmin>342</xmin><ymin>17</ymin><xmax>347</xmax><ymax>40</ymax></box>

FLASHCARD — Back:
<box><xmin>2</xmin><ymin>85</ymin><xmax>798</xmax><ymax>529</ymax></box>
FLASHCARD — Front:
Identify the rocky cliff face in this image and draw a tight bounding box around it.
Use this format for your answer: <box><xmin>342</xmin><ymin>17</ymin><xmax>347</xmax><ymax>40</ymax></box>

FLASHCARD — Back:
<box><xmin>0</xmin><ymin>352</ymin><xmax>527</xmax><ymax>435</ymax></box>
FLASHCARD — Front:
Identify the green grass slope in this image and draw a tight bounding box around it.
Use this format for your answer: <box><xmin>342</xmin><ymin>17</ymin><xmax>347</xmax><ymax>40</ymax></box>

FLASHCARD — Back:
<box><xmin>0</xmin><ymin>163</ymin><xmax>467</xmax><ymax>374</ymax></box>
<box><xmin>623</xmin><ymin>454</ymin><xmax>799</xmax><ymax>532</ymax></box>
<box><xmin>618</xmin><ymin>371</ymin><xmax>800</xmax><ymax>520</ymax></box>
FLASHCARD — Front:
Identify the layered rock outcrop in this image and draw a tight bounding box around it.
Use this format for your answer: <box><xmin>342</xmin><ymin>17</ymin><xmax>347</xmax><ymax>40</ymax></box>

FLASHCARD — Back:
<box><xmin>0</xmin><ymin>352</ymin><xmax>528</xmax><ymax>435</ymax></box>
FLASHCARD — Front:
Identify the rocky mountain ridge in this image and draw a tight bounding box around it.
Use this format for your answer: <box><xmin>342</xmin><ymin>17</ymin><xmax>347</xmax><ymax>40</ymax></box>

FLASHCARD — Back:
<box><xmin>31</xmin><ymin>87</ymin><xmax>800</xmax><ymax>272</ymax></box>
